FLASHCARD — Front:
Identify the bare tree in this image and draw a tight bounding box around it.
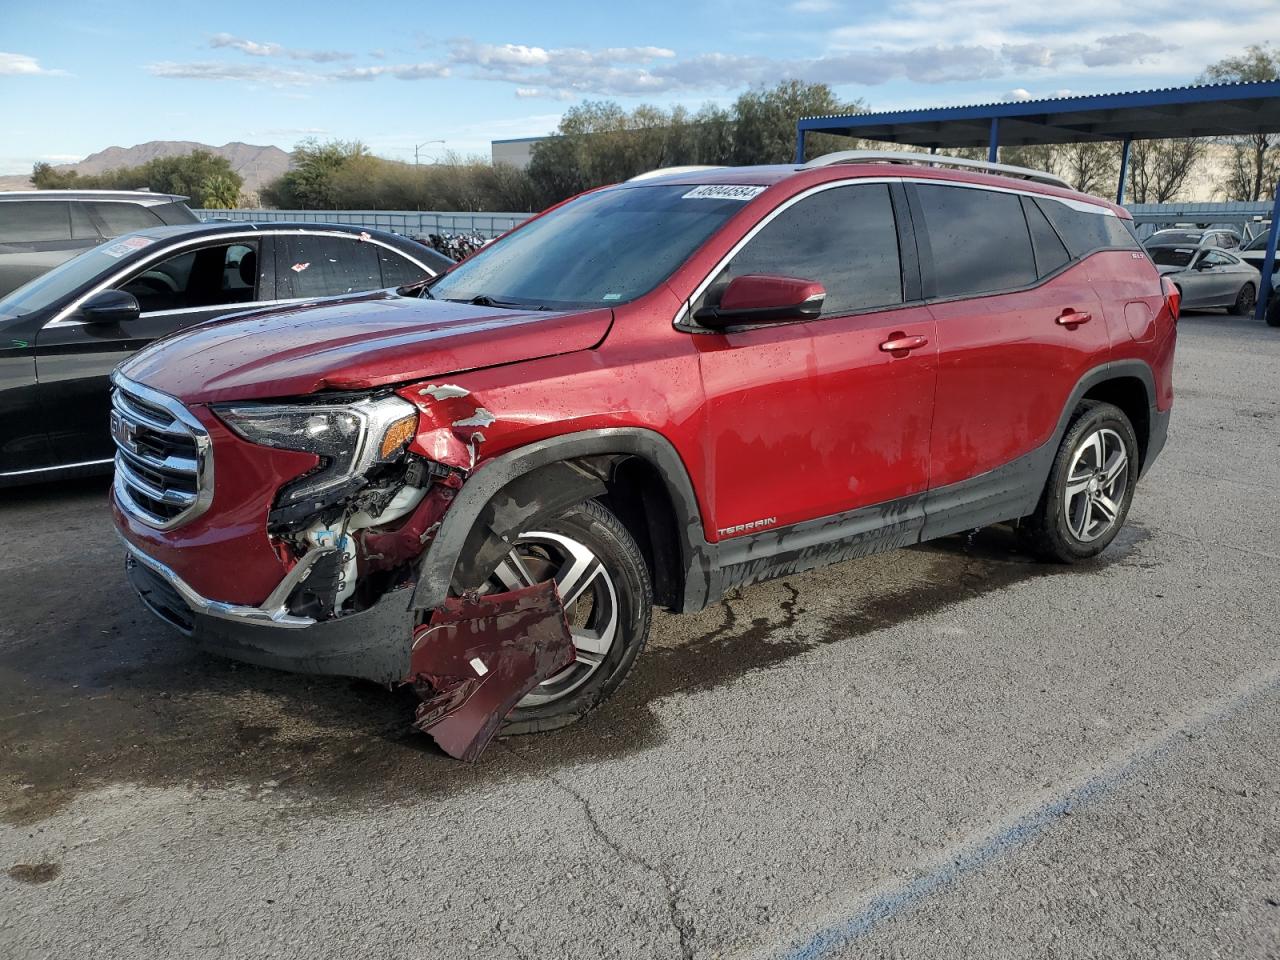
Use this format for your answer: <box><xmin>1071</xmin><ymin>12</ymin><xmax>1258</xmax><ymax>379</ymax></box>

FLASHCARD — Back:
<box><xmin>1126</xmin><ymin>139</ymin><xmax>1207</xmax><ymax>204</ymax></box>
<box><xmin>1200</xmin><ymin>45</ymin><xmax>1280</xmax><ymax>200</ymax></box>
<box><xmin>1058</xmin><ymin>142</ymin><xmax>1120</xmax><ymax>198</ymax></box>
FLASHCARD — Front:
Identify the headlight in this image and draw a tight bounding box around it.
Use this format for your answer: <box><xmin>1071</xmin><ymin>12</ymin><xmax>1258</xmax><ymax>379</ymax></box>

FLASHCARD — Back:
<box><xmin>216</xmin><ymin>395</ymin><xmax>418</xmax><ymax>504</ymax></box>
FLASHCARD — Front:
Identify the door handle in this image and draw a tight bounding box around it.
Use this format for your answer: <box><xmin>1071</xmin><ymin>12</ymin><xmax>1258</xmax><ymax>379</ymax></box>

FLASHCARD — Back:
<box><xmin>1056</xmin><ymin>309</ymin><xmax>1092</xmax><ymax>327</ymax></box>
<box><xmin>879</xmin><ymin>334</ymin><xmax>929</xmax><ymax>353</ymax></box>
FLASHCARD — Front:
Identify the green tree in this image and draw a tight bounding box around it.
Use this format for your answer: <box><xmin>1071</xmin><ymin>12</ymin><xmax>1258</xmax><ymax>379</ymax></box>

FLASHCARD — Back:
<box><xmin>731</xmin><ymin>80</ymin><xmax>862</xmax><ymax>164</ymax></box>
<box><xmin>200</xmin><ymin>172</ymin><xmax>242</xmax><ymax>209</ymax></box>
<box><xmin>1200</xmin><ymin>45</ymin><xmax>1280</xmax><ymax>200</ymax></box>
<box><xmin>262</xmin><ymin>139</ymin><xmax>369</xmax><ymax>208</ymax></box>
<box><xmin>31</xmin><ymin>162</ymin><xmax>81</xmax><ymax>188</ymax></box>
<box><xmin>31</xmin><ymin>150</ymin><xmax>243</xmax><ymax>207</ymax></box>
<box><xmin>526</xmin><ymin>80</ymin><xmax>863</xmax><ymax>206</ymax></box>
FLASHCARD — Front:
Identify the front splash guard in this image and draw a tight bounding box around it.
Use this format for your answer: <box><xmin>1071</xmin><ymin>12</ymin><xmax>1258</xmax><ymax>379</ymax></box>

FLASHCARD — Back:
<box><xmin>410</xmin><ymin>580</ymin><xmax>575</xmax><ymax>762</ymax></box>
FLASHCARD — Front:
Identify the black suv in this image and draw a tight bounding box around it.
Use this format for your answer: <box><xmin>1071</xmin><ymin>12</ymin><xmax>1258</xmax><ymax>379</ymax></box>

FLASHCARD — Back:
<box><xmin>0</xmin><ymin>190</ymin><xmax>199</xmax><ymax>297</ymax></box>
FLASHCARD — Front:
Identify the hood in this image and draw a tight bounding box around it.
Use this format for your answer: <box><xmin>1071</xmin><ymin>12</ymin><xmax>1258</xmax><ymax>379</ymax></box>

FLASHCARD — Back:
<box><xmin>119</xmin><ymin>291</ymin><xmax>613</xmax><ymax>404</ymax></box>
<box><xmin>1156</xmin><ymin>264</ymin><xmax>1186</xmax><ymax>276</ymax></box>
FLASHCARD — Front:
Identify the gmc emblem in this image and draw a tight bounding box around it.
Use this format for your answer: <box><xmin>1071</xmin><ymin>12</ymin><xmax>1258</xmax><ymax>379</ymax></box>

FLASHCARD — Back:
<box><xmin>110</xmin><ymin>411</ymin><xmax>138</xmax><ymax>453</ymax></box>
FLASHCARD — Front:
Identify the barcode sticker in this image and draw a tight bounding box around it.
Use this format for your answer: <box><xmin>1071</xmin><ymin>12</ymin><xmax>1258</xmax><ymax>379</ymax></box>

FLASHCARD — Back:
<box><xmin>682</xmin><ymin>185</ymin><xmax>766</xmax><ymax>201</ymax></box>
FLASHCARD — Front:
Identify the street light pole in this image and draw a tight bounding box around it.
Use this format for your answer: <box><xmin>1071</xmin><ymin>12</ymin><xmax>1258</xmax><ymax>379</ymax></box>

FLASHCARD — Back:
<box><xmin>414</xmin><ymin>140</ymin><xmax>446</xmax><ymax>165</ymax></box>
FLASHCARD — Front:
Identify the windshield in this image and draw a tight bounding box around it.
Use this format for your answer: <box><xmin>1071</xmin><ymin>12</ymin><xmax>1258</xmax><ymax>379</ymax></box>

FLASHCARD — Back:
<box><xmin>1244</xmin><ymin>233</ymin><xmax>1272</xmax><ymax>251</ymax></box>
<box><xmin>0</xmin><ymin>242</ymin><xmax>138</xmax><ymax>318</ymax></box>
<box><xmin>427</xmin><ymin>184</ymin><xmax>753</xmax><ymax>309</ymax></box>
<box><xmin>1145</xmin><ymin>231</ymin><xmax>1200</xmax><ymax>246</ymax></box>
<box><xmin>1149</xmin><ymin>247</ymin><xmax>1196</xmax><ymax>268</ymax></box>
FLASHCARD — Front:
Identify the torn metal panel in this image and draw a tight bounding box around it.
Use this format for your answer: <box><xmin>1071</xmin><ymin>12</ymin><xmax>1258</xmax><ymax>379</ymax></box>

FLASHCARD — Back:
<box><xmin>402</xmin><ymin>384</ymin><xmax>499</xmax><ymax>470</ymax></box>
<box><xmin>418</xmin><ymin>383</ymin><xmax>471</xmax><ymax>400</ymax></box>
<box><xmin>410</xmin><ymin>580</ymin><xmax>575</xmax><ymax>762</ymax></box>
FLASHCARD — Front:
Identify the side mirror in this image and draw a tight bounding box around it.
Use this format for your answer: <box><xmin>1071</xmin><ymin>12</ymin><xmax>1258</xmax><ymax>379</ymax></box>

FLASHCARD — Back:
<box><xmin>693</xmin><ymin>274</ymin><xmax>825</xmax><ymax>329</ymax></box>
<box><xmin>80</xmin><ymin>289</ymin><xmax>141</xmax><ymax>324</ymax></box>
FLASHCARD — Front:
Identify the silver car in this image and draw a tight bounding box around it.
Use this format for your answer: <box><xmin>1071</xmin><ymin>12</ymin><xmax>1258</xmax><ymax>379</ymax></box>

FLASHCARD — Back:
<box><xmin>1143</xmin><ymin>227</ymin><xmax>1242</xmax><ymax>250</ymax></box>
<box><xmin>1147</xmin><ymin>244</ymin><xmax>1261</xmax><ymax>315</ymax></box>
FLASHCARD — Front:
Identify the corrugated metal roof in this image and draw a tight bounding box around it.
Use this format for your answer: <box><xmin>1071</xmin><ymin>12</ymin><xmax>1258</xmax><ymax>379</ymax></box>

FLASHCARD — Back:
<box><xmin>798</xmin><ymin>80</ymin><xmax>1280</xmax><ymax>122</ymax></box>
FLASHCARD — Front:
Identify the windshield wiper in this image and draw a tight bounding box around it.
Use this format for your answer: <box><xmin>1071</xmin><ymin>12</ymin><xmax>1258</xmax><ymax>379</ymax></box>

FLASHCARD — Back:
<box><xmin>447</xmin><ymin>294</ymin><xmax>551</xmax><ymax>311</ymax></box>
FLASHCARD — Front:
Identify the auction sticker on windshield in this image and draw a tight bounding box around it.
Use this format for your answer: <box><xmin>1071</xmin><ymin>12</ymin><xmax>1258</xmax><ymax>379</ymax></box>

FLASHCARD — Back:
<box><xmin>102</xmin><ymin>236</ymin><xmax>156</xmax><ymax>258</ymax></box>
<box><xmin>682</xmin><ymin>185</ymin><xmax>767</xmax><ymax>201</ymax></box>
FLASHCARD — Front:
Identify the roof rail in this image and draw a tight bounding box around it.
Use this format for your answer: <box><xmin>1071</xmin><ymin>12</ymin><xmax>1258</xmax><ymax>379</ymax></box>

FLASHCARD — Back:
<box><xmin>627</xmin><ymin>165</ymin><xmax>727</xmax><ymax>182</ymax></box>
<box><xmin>802</xmin><ymin>150</ymin><xmax>1072</xmax><ymax>190</ymax></box>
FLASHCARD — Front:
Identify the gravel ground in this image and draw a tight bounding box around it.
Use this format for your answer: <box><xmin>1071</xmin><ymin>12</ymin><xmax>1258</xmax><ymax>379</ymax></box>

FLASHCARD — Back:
<box><xmin>2</xmin><ymin>312</ymin><xmax>1278</xmax><ymax>959</ymax></box>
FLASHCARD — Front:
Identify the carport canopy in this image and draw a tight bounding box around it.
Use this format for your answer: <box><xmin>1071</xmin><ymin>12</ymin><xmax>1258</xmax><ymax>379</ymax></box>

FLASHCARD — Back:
<box><xmin>795</xmin><ymin>81</ymin><xmax>1280</xmax><ymax>322</ymax></box>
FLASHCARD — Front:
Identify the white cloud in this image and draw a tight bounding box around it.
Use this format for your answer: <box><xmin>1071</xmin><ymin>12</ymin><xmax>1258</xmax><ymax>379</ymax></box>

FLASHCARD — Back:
<box><xmin>1004</xmin><ymin>88</ymin><xmax>1033</xmax><ymax>101</ymax></box>
<box><xmin>147</xmin><ymin>60</ymin><xmax>320</xmax><ymax>85</ymax></box>
<box><xmin>210</xmin><ymin>33</ymin><xmax>352</xmax><ymax>63</ymax></box>
<box><xmin>0</xmin><ymin>52</ymin><xmax>66</xmax><ymax>76</ymax></box>
<box><xmin>333</xmin><ymin>62</ymin><xmax>450</xmax><ymax>81</ymax></box>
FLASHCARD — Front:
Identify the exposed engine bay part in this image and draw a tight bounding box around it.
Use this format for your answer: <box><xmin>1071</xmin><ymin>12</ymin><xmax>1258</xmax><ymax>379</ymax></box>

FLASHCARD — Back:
<box><xmin>410</xmin><ymin>580</ymin><xmax>576</xmax><ymax>761</ymax></box>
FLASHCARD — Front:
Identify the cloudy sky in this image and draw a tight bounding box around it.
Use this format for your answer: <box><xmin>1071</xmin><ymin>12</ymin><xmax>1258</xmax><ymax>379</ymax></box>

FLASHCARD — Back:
<box><xmin>2</xmin><ymin>0</ymin><xmax>1277</xmax><ymax>174</ymax></box>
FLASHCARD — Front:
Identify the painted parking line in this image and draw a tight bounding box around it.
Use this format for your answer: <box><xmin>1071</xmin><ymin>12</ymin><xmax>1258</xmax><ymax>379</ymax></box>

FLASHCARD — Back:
<box><xmin>762</xmin><ymin>660</ymin><xmax>1280</xmax><ymax>960</ymax></box>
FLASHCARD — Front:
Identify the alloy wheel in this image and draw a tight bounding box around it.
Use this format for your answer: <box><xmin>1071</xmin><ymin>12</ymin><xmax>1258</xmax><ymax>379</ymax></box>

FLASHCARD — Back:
<box><xmin>1063</xmin><ymin>427</ymin><xmax>1129</xmax><ymax>543</ymax></box>
<box><xmin>486</xmin><ymin>530</ymin><xmax>619</xmax><ymax>707</ymax></box>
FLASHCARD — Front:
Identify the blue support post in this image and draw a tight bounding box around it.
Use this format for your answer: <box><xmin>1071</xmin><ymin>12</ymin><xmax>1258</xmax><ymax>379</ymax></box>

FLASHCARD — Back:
<box><xmin>794</xmin><ymin>126</ymin><xmax>807</xmax><ymax>165</ymax></box>
<box><xmin>1117</xmin><ymin>137</ymin><xmax>1133</xmax><ymax>205</ymax></box>
<box><xmin>987</xmin><ymin>118</ymin><xmax>999</xmax><ymax>163</ymax></box>
<box><xmin>1254</xmin><ymin>178</ymin><xmax>1280</xmax><ymax>323</ymax></box>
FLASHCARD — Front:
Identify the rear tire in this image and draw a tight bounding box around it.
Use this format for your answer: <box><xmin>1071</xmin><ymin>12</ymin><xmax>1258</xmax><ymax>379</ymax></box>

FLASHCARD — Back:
<box><xmin>1231</xmin><ymin>283</ymin><xmax>1256</xmax><ymax>316</ymax></box>
<box><xmin>452</xmin><ymin>499</ymin><xmax>652</xmax><ymax>735</ymax></box>
<box><xmin>1266</xmin><ymin>295</ymin><xmax>1280</xmax><ymax>328</ymax></box>
<box><xmin>1022</xmin><ymin>401</ymin><xmax>1140</xmax><ymax>563</ymax></box>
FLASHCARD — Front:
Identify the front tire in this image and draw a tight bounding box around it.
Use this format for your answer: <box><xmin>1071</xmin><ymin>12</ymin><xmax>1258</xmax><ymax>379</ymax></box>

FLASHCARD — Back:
<box><xmin>1022</xmin><ymin>401</ymin><xmax>1140</xmax><ymax>563</ymax></box>
<box><xmin>453</xmin><ymin>499</ymin><xmax>652</xmax><ymax>735</ymax></box>
<box><xmin>1231</xmin><ymin>283</ymin><xmax>1256</xmax><ymax>316</ymax></box>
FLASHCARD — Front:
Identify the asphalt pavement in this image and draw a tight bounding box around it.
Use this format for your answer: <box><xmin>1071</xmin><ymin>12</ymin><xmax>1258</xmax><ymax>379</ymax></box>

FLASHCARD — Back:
<box><xmin>2</xmin><ymin>311</ymin><xmax>1278</xmax><ymax>959</ymax></box>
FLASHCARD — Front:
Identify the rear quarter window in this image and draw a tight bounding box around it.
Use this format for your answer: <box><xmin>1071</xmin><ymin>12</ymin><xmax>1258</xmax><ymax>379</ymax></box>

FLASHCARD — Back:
<box><xmin>378</xmin><ymin>248</ymin><xmax>431</xmax><ymax>287</ymax></box>
<box><xmin>151</xmin><ymin>201</ymin><xmax>200</xmax><ymax>226</ymax></box>
<box><xmin>914</xmin><ymin>184</ymin><xmax>1036</xmax><ymax>298</ymax></box>
<box><xmin>1035</xmin><ymin>197</ymin><xmax>1139</xmax><ymax>258</ymax></box>
<box><xmin>89</xmin><ymin>202</ymin><xmax>165</xmax><ymax>238</ymax></box>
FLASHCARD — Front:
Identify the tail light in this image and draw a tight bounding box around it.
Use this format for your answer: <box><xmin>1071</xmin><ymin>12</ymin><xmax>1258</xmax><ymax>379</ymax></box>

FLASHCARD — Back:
<box><xmin>1161</xmin><ymin>276</ymin><xmax>1181</xmax><ymax>322</ymax></box>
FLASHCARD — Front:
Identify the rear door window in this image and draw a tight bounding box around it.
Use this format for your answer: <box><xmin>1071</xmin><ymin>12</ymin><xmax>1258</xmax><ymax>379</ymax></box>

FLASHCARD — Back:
<box><xmin>914</xmin><ymin>185</ymin><xmax>1036</xmax><ymax>298</ymax></box>
<box><xmin>0</xmin><ymin>201</ymin><xmax>72</xmax><ymax>243</ymax></box>
<box><xmin>89</xmin><ymin>202</ymin><xmax>165</xmax><ymax>238</ymax></box>
<box><xmin>276</xmin><ymin>234</ymin><xmax>382</xmax><ymax>299</ymax></box>
<box><xmin>694</xmin><ymin>183</ymin><xmax>904</xmax><ymax>317</ymax></box>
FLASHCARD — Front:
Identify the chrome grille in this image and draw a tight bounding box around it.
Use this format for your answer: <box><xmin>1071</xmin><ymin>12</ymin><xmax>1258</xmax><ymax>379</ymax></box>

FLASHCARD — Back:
<box><xmin>110</xmin><ymin>374</ymin><xmax>213</xmax><ymax>529</ymax></box>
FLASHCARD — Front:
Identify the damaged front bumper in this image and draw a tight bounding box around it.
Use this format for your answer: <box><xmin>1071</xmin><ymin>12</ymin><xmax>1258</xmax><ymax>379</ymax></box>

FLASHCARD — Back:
<box><xmin>125</xmin><ymin>541</ymin><xmax>417</xmax><ymax>683</ymax></box>
<box><xmin>124</xmin><ymin>540</ymin><xmax>576</xmax><ymax>761</ymax></box>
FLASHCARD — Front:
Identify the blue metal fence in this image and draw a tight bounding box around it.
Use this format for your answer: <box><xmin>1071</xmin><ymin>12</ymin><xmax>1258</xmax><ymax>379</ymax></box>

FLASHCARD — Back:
<box><xmin>193</xmin><ymin>208</ymin><xmax>533</xmax><ymax>238</ymax></box>
<box><xmin>1126</xmin><ymin>201</ymin><xmax>1272</xmax><ymax>239</ymax></box>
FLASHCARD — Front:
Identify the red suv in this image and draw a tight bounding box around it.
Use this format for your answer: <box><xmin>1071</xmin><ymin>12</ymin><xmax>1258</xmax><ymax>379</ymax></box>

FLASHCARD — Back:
<box><xmin>111</xmin><ymin>153</ymin><xmax>1176</xmax><ymax>760</ymax></box>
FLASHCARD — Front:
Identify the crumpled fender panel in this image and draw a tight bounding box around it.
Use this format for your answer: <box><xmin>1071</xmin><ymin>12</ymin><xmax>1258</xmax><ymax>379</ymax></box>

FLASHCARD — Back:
<box><xmin>410</xmin><ymin>580</ymin><xmax>575</xmax><ymax>761</ymax></box>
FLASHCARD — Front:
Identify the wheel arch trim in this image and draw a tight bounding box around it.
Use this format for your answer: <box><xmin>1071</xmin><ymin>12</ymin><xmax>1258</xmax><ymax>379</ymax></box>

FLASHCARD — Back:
<box><xmin>411</xmin><ymin>428</ymin><xmax>712</xmax><ymax>613</ymax></box>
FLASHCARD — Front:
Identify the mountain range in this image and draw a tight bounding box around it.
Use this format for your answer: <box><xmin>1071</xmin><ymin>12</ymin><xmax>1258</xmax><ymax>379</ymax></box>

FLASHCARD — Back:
<box><xmin>0</xmin><ymin>141</ymin><xmax>292</xmax><ymax>194</ymax></box>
